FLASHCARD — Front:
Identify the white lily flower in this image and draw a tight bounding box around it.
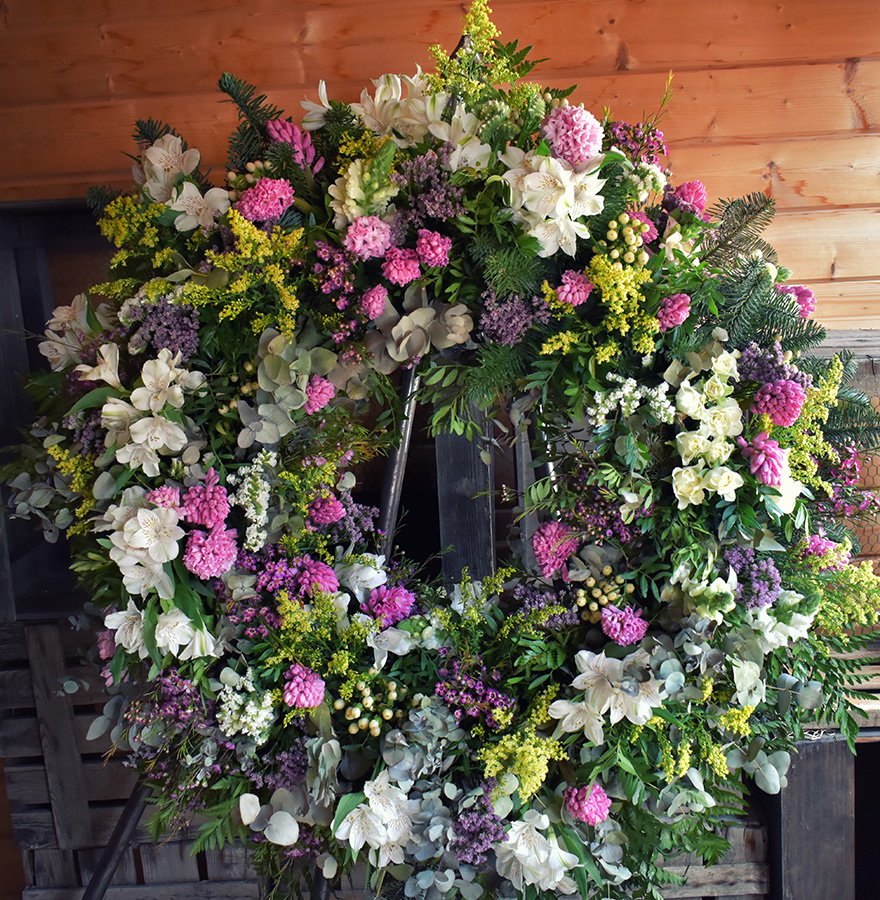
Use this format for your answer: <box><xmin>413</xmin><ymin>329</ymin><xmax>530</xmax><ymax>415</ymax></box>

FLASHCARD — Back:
<box><xmin>301</xmin><ymin>80</ymin><xmax>331</xmax><ymax>131</ymax></box>
<box><xmin>548</xmin><ymin>698</ymin><xmax>605</xmax><ymax>745</ymax></box>
<box><xmin>178</xmin><ymin>625</ymin><xmax>221</xmax><ymax>660</ymax></box>
<box><xmin>129</xmin><ymin>415</ymin><xmax>188</xmax><ymax>453</ymax></box>
<box><xmin>104</xmin><ymin>599</ymin><xmax>148</xmax><ymax>658</ymax></box>
<box><xmin>334</xmin><ymin>804</ymin><xmax>386</xmax><ymax>852</ymax></box>
<box><xmin>154</xmin><ymin>608</ymin><xmax>195</xmax><ymax>656</ymax></box>
<box><xmin>122</xmin><ymin>507</ymin><xmax>184</xmax><ymax>563</ymax></box>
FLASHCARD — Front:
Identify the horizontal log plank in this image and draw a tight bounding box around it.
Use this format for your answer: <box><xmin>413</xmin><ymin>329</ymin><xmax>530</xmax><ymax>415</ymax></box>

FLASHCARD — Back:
<box><xmin>0</xmin><ymin>712</ymin><xmax>113</xmax><ymax>759</ymax></box>
<box><xmin>5</xmin><ymin>760</ymin><xmax>137</xmax><ymax>805</ymax></box>
<box><xmin>807</xmin><ymin>281</ymin><xmax>880</xmax><ymax>329</ymax></box>
<box><xmin>660</xmin><ymin>861</ymin><xmax>769</xmax><ymax>898</ymax></box>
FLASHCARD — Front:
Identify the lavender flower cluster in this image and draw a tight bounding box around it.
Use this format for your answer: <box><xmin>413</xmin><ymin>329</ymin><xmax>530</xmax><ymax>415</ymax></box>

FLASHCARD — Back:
<box><xmin>391</xmin><ymin>149</ymin><xmax>465</xmax><ymax>236</ymax></box>
<box><xmin>479</xmin><ymin>288</ymin><xmax>551</xmax><ymax>346</ymax></box>
<box><xmin>736</xmin><ymin>341</ymin><xmax>812</xmax><ymax>391</ymax></box>
<box><xmin>514</xmin><ymin>583</ymin><xmax>579</xmax><ymax>631</ymax></box>
<box><xmin>449</xmin><ymin>780</ymin><xmax>508</xmax><ymax>866</ymax></box>
<box><xmin>725</xmin><ymin>546</ymin><xmax>781</xmax><ymax>607</ymax></box>
<box><xmin>127</xmin><ymin>298</ymin><xmax>201</xmax><ymax>362</ymax></box>
<box><xmin>435</xmin><ymin>657</ymin><xmax>517</xmax><ymax>730</ymax></box>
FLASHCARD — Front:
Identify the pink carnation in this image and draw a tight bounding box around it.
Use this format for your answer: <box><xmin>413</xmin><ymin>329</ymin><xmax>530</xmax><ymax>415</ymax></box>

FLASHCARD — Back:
<box><xmin>628</xmin><ymin>210</ymin><xmax>658</xmax><ymax>243</ymax></box>
<box><xmin>344</xmin><ymin>216</ymin><xmax>394</xmax><ymax>260</ymax></box>
<box><xmin>146</xmin><ymin>485</ymin><xmax>181</xmax><ymax>509</ymax></box>
<box><xmin>304</xmin><ymin>375</ymin><xmax>336</xmax><ymax>415</ymax></box>
<box><xmin>737</xmin><ymin>431</ymin><xmax>786</xmax><ymax>486</ymax></box>
<box><xmin>265</xmin><ymin>119</ymin><xmax>324</xmax><ymax>173</ymax></box>
<box><xmin>381</xmin><ymin>247</ymin><xmax>421</xmax><ymax>286</ymax></box>
<box><xmin>236</xmin><ymin>177</ymin><xmax>296</xmax><ymax>221</ymax></box>
<box><xmin>416</xmin><ymin>229</ymin><xmax>452</xmax><ymax>267</ymax></box>
<box><xmin>777</xmin><ymin>283</ymin><xmax>817</xmax><ymax>319</ymax></box>
<box><xmin>362</xmin><ymin>584</ymin><xmax>415</xmax><ymax>627</ymax></box>
<box><xmin>532</xmin><ymin>521</ymin><xmax>579</xmax><ymax>580</ymax></box>
<box><xmin>183</xmin><ymin>525</ymin><xmax>238</xmax><ymax>579</ymax></box>
<box><xmin>672</xmin><ymin>180</ymin><xmax>708</xmax><ymax>215</ymax></box>
<box><xmin>295</xmin><ymin>556</ymin><xmax>339</xmax><ymax>596</ymax></box>
<box><xmin>541</xmin><ymin>106</ymin><xmax>604</xmax><ymax>168</ymax></box>
<box><xmin>360</xmin><ymin>284</ymin><xmax>389</xmax><ymax>320</ymax></box>
<box><xmin>564</xmin><ymin>783</ymin><xmax>612</xmax><ymax>826</ymax></box>
<box><xmin>557</xmin><ymin>270</ymin><xmax>594</xmax><ymax>307</ymax></box>
<box><xmin>752</xmin><ymin>380</ymin><xmax>806</xmax><ymax>427</ymax></box>
<box><xmin>657</xmin><ymin>293</ymin><xmax>691</xmax><ymax>332</ymax></box>
<box><xmin>309</xmin><ymin>494</ymin><xmax>346</xmax><ymax>525</ymax></box>
<box><xmin>283</xmin><ymin>662</ymin><xmax>326</xmax><ymax>709</ymax></box>
<box><xmin>600</xmin><ymin>605</ymin><xmax>649</xmax><ymax>646</ymax></box>
<box><xmin>181</xmin><ymin>469</ymin><xmax>229</xmax><ymax>528</ymax></box>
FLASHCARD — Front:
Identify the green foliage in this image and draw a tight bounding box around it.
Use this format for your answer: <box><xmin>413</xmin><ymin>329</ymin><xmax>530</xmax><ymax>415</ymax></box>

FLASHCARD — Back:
<box><xmin>700</xmin><ymin>192</ymin><xmax>778</xmax><ymax>269</ymax></box>
<box><xmin>481</xmin><ymin>246</ymin><xmax>545</xmax><ymax>298</ymax></box>
<box><xmin>218</xmin><ymin>72</ymin><xmax>285</xmax><ymax>169</ymax></box>
<box><xmin>85</xmin><ymin>185</ymin><xmax>122</xmax><ymax>219</ymax></box>
<box><xmin>132</xmin><ymin>117</ymin><xmax>177</xmax><ymax>148</ymax></box>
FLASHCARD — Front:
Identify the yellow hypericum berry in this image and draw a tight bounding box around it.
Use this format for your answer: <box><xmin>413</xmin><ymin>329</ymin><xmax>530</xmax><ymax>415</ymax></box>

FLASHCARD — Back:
<box><xmin>618</xmin><ymin>212</ymin><xmax>630</xmax><ymax>225</ymax></box>
<box><xmin>348</xmin><ymin>723</ymin><xmax>359</xmax><ymax>735</ymax></box>
<box><xmin>333</xmin><ymin>699</ymin><xmax>345</xmax><ymax>710</ymax></box>
<box><xmin>602</xmin><ymin>565</ymin><xmax>613</xmax><ymax>576</ymax></box>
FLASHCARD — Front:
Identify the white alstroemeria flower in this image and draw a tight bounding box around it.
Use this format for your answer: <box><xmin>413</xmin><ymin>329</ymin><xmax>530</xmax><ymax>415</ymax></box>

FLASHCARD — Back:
<box><xmin>352</xmin><ymin>73</ymin><xmax>403</xmax><ymax>136</ymax></box>
<box><xmin>363</xmin><ymin>771</ymin><xmax>408</xmax><ymax>821</ymax></box>
<box><xmin>129</xmin><ymin>415</ymin><xmax>188</xmax><ymax>453</ymax></box>
<box><xmin>115</xmin><ymin>441</ymin><xmax>161</xmax><ymax>477</ymax></box>
<box><xmin>104</xmin><ymin>599</ymin><xmax>148</xmax><ymax>658</ymax></box>
<box><xmin>168</xmin><ymin>182</ymin><xmax>230</xmax><ymax>232</ymax></box>
<box><xmin>571</xmin><ymin>650</ymin><xmax>623</xmax><ymax>714</ymax></box>
<box><xmin>522</xmin><ymin>155</ymin><xmax>575</xmax><ymax>219</ymax></box>
<box><xmin>606</xmin><ymin>673</ymin><xmax>664</xmax><ymax>726</ymax></box>
<box><xmin>526</xmin><ymin>211</ymin><xmax>590</xmax><ymax>258</ymax></box>
<box><xmin>548</xmin><ymin>698</ymin><xmax>605</xmax><ymax>745</ymax></box>
<box><xmin>131</xmin><ymin>349</ymin><xmax>186</xmax><ymax>412</ymax></box>
<box><xmin>334</xmin><ymin>804</ymin><xmax>386</xmax><ymax>852</ymax></box>
<box><xmin>38</xmin><ymin>330</ymin><xmax>82</xmax><ymax>371</ymax></box>
<box><xmin>75</xmin><ymin>343</ymin><xmax>122</xmax><ymax>388</ymax></box>
<box><xmin>569</xmin><ymin>164</ymin><xmax>607</xmax><ymax>219</ymax></box>
<box><xmin>301</xmin><ymin>80</ymin><xmax>332</xmax><ymax>131</ymax></box>
<box><xmin>369</xmin><ymin>840</ymin><xmax>405</xmax><ymax>869</ymax></box>
<box><xmin>101</xmin><ymin>397</ymin><xmax>142</xmax><ymax>436</ymax></box>
<box><xmin>117</xmin><ymin>557</ymin><xmax>175</xmax><ymax>600</ymax></box>
<box><xmin>154</xmin><ymin>608</ymin><xmax>195</xmax><ymax>656</ymax></box>
<box><xmin>529</xmin><ymin>836</ymin><xmax>579</xmax><ymax>893</ymax></box>
<box><xmin>429</xmin><ymin>104</ymin><xmax>492</xmax><ymax>172</ymax></box>
<box><xmin>336</xmin><ymin>553</ymin><xmax>387</xmax><ymax>602</ymax></box>
<box><xmin>500</xmin><ymin>146</ymin><xmax>539</xmax><ymax>210</ymax></box>
<box><xmin>143</xmin><ymin>134</ymin><xmax>200</xmax><ymax>202</ymax></box>
<box><xmin>122</xmin><ymin>507</ymin><xmax>184</xmax><ymax>563</ymax></box>
<box><xmin>178</xmin><ymin>625</ymin><xmax>221</xmax><ymax>660</ymax></box>
<box><xmin>366</xmin><ymin>625</ymin><xmax>413</xmax><ymax>670</ymax></box>
<box><xmin>46</xmin><ymin>293</ymin><xmax>93</xmax><ymax>333</ymax></box>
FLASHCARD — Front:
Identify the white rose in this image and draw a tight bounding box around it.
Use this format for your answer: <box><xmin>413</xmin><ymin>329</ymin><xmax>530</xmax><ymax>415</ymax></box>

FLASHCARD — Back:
<box><xmin>702</xmin><ymin>465</ymin><xmax>744</xmax><ymax>502</ymax></box>
<box><xmin>676</xmin><ymin>378</ymin><xmax>705</xmax><ymax>419</ymax></box>
<box><xmin>711</xmin><ymin>349</ymin><xmax>740</xmax><ymax>380</ymax></box>
<box><xmin>702</xmin><ymin>373</ymin><xmax>731</xmax><ymax>403</ymax></box>
<box><xmin>705</xmin><ymin>438</ymin><xmax>734</xmax><ymax>465</ymax></box>
<box><xmin>700</xmin><ymin>398</ymin><xmax>743</xmax><ymax>439</ymax></box>
<box><xmin>672</xmin><ymin>464</ymin><xmax>707</xmax><ymax>509</ymax></box>
<box><xmin>676</xmin><ymin>430</ymin><xmax>710</xmax><ymax>465</ymax></box>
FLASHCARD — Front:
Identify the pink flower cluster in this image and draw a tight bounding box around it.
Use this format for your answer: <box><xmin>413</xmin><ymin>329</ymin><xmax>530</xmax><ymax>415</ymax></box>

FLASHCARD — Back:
<box><xmin>294</xmin><ymin>556</ymin><xmax>339</xmax><ymax>596</ymax></box>
<box><xmin>344</xmin><ymin>215</ymin><xmax>394</xmax><ymax>259</ymax></box>
<box><xmin>309</xmin><ymin>494</ymin><xmax>346</xmax><ymax>525</ymax></box>
<box><xmin>564</xmin><ymin>783</ymin><xmax>612</xmax><ymax>826</ymax></box>
<box><xmin>657</xmin><ymin>293</ymin><xmax>691</xmax><ymax>332</ymax></box>
<box><xmin>752</xmin><ymin>379</ymin><xmax>806</xmax><ymax>427</ymax></box>
<box><xmin>777</xmin><ymin>283</ymin><xmax>817</xmax><ymax>319</ymax></box>
<box><xmin>628</xmin><ymin>209</ymin><xmax>658</xmax><ymax>242</ymax></box>
<box><xmin>282</xmin><ymin>662</ymin><xmax>326</xmax><ymax>709</ymax></box>
<box><xmin>556</xmin><ymin>270</ymin><xmax>593</xmax><ymax>307</ymax></box>
<box><xmin>183</xmin><ymin>524</ymin><xmax>238</xmax><ymax>578</ymax></box>
<box><xmin>798</xmin><ymin>533</ymin><xmax>850</xmax><ymax>572</ymax></box>
<box><xmin>362</xmin><ymin>584</ymin><xmax>415</xmax><ymax>627</ymax></box>
<box><xmin>541</xmin><ymin>106</ymin><xmax>603</xmax><ymax>168</ymax></box>
<box><xmin>360</xmin><ymin>284</ymin><xmax>389</xmax><ymax>320</ymax></box>
<box><xmin>600</xmin><ymin>605</ymin><xmax>649</xmax><ymax>645</ymax></box>
<box><xmin>146</xmin><ymin>485</ymin><xmax>180</xmax><ymax>508</ymax></box>
<box><xmin>532</xmin><ymin>520</ymin><xmax>579</xmax><ymax>580</ymax></box>
<box><xmin>181</xmin><ymin>468</ymin><xmax>229</xmax><ymax>527</ymax></box>
<box><xmin>236</xmin><ymin>177</ymin><xmax>296</xmax><ymax>222</ymax></box>
<box><xmin>304</xmin><ymin>375</ymin><xmax>336</xmax><ymax>415</ymax></box>
<box><xmin>266</xmin><ymin>118</ymin><xmax>324</xmax><ymax>173</ymax></box>
<box><xmin>672</xmin><ymin>180</ymin><xmax>708</xmax><ymax>215</ymax></box>
<box><xmin>737</xmin><ymin>431</ymin><xmax>786</xmax><ymax>486</ymax></box>
<box><xmin>381</xmin><ymin>247</ymin><xmax>421</xmax><ymax>285</ymax></box>
<box><xmin>416</xmin><ymin>229</ymin><xmax>452</xmax><ymax>267</ymax></box>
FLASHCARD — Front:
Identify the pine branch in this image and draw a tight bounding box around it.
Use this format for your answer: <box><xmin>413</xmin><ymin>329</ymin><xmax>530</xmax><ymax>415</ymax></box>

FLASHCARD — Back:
<box><xmin>482</xmin><ymin>246</ymin><xmax>545</xmax><ymax>299</ymax></box>
<box><xmin>218</xmin><ymin>72</ymin><xmax>285</xmax><ymax>169</ymax></box>
<box><xmin>132</xmin><ymin>117</ymin><xmax>177</xmax><ymax>148</ymax></box>
<box><xmin>700</xmin><ymin>192</ymin><xmax>778</xmax><ymax>269</ymax></box>
<box><xmin>85</xmin><ymin>185</ymin><xmax>122</xmax><ymax>219</ymax></box>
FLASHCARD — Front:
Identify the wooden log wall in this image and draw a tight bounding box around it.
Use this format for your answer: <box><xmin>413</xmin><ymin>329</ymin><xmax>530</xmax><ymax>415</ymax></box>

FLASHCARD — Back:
<box><xmin>0</xmin><ymin>0</ymin><xmax>879</xmax><ymax>326</ymax></box>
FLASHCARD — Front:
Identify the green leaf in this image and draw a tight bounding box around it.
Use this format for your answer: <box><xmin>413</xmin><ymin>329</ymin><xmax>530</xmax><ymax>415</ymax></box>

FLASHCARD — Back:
<box><xmin>331</xmin><ymin>791</ymin><xmax>366</xmax><ymax>835</ymax></box>
<box><xmin>68</xmin><ymin>385</ymin><xmax>118</xmax><ymax>416</ymax></box>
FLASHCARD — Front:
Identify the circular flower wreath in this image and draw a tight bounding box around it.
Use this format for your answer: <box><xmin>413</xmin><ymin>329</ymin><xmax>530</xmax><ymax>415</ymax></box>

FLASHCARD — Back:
<box><xmin>6</xmin><ymin>3</ymin><xmax>880</xmax><ymax>898</ymax></box>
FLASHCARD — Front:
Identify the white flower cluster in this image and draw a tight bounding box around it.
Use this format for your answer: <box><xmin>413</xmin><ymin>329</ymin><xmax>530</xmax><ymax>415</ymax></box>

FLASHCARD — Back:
<box><xmin>216</xmin><ymin>669</ymin><xmax>275</xmax><ymax>745</ymax></box>
<box><xmin>626</xmin><ymin>161</ymin><xmax>667</xmax><ymax>203</ymax></box>
<box><xmin>493</xmin><ymin>809</ymin><xmax>580</xmax><ymax>894</ymax></box>
<box><xmin>228</xmin><ymin>449</ymin><xmax>277</xmax><ymax>550</ymax></box>
<box><xmin>585</xmin><ymin>373</ymin><xmax>675</xmax><ymax>427</ymax></box>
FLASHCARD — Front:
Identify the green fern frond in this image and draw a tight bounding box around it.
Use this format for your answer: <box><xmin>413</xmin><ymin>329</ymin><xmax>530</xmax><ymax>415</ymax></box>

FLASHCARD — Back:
<box><xmin>85</xmin><ymin>185</ymin><xmax>122</xmax><ymax>219</ymax></box>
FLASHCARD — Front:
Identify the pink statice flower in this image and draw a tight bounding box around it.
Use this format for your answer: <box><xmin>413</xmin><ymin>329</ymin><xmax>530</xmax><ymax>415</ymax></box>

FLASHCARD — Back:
<box><xmin>564</xmin><ymin>783</ymin><xmax>612</xmax><ymax>825</ymax></box>
<box><xmin>416</xmin><ymin>229</ymin><xmax>452</xmax><ymax>267</ymax></box>
<box><xmin>532</xmin><ymin>521</ymin><xmax>579</xmax><ymax>580</ymax></box>
<box><xmin>236</xmin><ymin>177</ymin><xmax>296</xmax><ymax>221</ymax></box>
<box><xmin>752</xmin><ymin>380</ymin><xmax>807</xmax><ymax>427</ymax></box>
<box><xmin>295</xmin><ymin>556</ymin><xmax>339</xmax><ymax>596</ymax></box>
<box><xmin>265</xmin><ymin>119</ymin><xmax>324</xmax><ymax>173</ymax></box>
<box><xmin>309</xmin><ymin>494</ymin><xmax>346</xmax><ymax>525</ymax></box>
<box><xmin>381</xmin><ymin>247</ymin><xmax>421</xmax><ymax>286</ymax></box>
<box><xmin>671</xmin><ymin>180</ymin><xmax>708</xmax><ymax>215</ymax></box>
<box><xmin>737</xmin><ymin>431</ymin><xmax>786</xmax><ymax>486</ymax></box>
<box><xmin>97</xmin><ymin>629</ymin><xmax>116</xmax><ymax>660</ymax></box>
<box><xmin>344</xmin><ymin>215</ymin><xmax>394</xmax><ymax>259</ymax></box>
<box><xmin>541</xmin><ymin>106</ymin><xmax>604</xmax><ymax>168</ymax></box>
<box><xmin>777</xmin><ymin>283</ymin><xmax>817</xmax><ymax>319</ymax></box>
<box><xmin>360</xmin><ymin>284</ymin><xmax>389</xmax><ymax>320</ymax></box>
<box><xmin>657</xmin><ymin>293</ymin><xmax>691</xmax><ymax>332</ymax></box>
<box><xmin>282</xmin><ymin>662</ymin><xmax>326</xmax><ymax>708</ymax></box>
<box><xmin>146</xmin><ymin>485</ymin><xmax>181</xmax><ymax>509</ymax></box>
<box><xmin>183</xmin><ymin>525</ymin><xmax>238</xmax><ymax>578</ymax></box>
<box><xmin>304</xmin><ymin>375</ymin><xmax>335</xmax><ymax>415</ymax></box>
<box><xmin>181</xmin><ymin>469</ymin><xmax>229</xmax><ymax>528</ymax></box>
<box><xmin>557</xmin><ymin>270</ymin><xmax>594</xmax><ymax>307</ymax></box>
<box><xmin>362</xmin><ymin>584</ymin><xmax>416</xmax><ymax>627</ymax></box>
<box><xmin>601</xmin><ymin>605</ymin><xmax>649</xmax><ymax>645</ymax></box>
<box><xmin>628</xmin><ymin>209</ymin><xmax>658</xmax><ymax>242</ymax></box>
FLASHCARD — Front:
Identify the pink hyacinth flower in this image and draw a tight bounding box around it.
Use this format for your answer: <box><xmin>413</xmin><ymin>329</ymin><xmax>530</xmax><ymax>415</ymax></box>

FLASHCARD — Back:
<box><xmin>309</xmin><ymin>494</ymin><xmax>346</xmax><ymax>525</ymax></box>
<box><xmin>673</xmin><ymin>180</ymin><xmax>708</xmax><ymax>215</ymax></box>
<box><xmin>415</xmin><ymin>229</ymin><xmax>452</xmax><ymax>268</ymax></box>
<box><xmin>304</xmin><ymin>375</ymin><xmax>336</xmax><ymax>415</ymax></box>
<box><xmin>737</xmin><ymin>431</ymin><xmax>786</xmax><ymax>486</ymax></box>
<box><xmin>381</xmin><ymin>247</ymin><xmax>421</xmax><ymax>286</ymax></box>
<box><xmin>146</xmin><ymin>485</ymin><xmax>181</xmax><ymax>509</ymax></box>
<box><xmin>181</xmin><ymin>468</ymin><xmax>230</xmax><ymax>528</ymax></box>
<box><xmin>360</xmin><ymin>284</ymin><xmax>389</xmax><ymax>320</ymax></box>
<box><xmin>362</xmin><ymin>584</ymin><xmax>416</xmax><ymax>627</ymax></box>
<box><xmin>541</xmin><ymin>106</ymin><xmax>604</xmax><ymax>168</ymax></box>
<box><xmin>295</xmin><ymin>556</ymin><xmax>339</xmax><ymax>597</ymax></box>
<box><xmin>752</xmin><ymin>380</ymin><xmax>807</xmax><ymax>428</ymax></box>
<box><xmin>601</xmin><ymin>605</ymin><xmax>649</xmax><ymax>646</ymax></box>
<box><xmin>265</xmin><ymin>118</ymin><xmax>324</xmax><ymax>173</ymax></box>
<box><xmin>557</xmin><ymin>270</ymin><xmax>594</xmax><ymax>307</ymax></box>
<box><xmin>283</xmin><ymin>662</ymin><xmax>326</xmax><ymax>708</ymax></box>
<box><xmin>565</xmin><ymin>783</ymin><xmax>612</xmax><ymax>825</ymax></box>
<box><xmin>777</xmin><ymin>283</ymin><xmax>817</xmax><ymax>319</ymax></box>
<box><xmin>657</xmin><ymin>293</ymin><xmax>691</xmax><ymax>332</ymax></box>
<box><xmin>236</xmin><ymin>177</ymin><xmax>296</xmax><ymax>222</ymax></box>
<box><xmin>344</xmin><ymin>215</ymin><xmax>394</xmax><ymax>260</ymax></box>
<box><xmin>183</xmin><ymin>525</ymin><xmax>238</xmax><ymax>579</ymax></box>
<box><xmin>532</xmin><ymin>521</ymin><xmax>579</xmax><ymax>580</ymax></box>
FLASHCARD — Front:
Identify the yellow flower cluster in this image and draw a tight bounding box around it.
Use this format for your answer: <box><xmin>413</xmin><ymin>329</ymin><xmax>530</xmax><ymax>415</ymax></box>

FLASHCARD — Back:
<box><xmin>479</xmin><ymin>726</ymin><xmax>566</xmax><ymax>801</ymax></box>
<box><xmin>813</xmin><ymin>560</ymin><xmax>880</xmax><ymax>634</ymax></box>
<box><xmin>699</xmin><ymin>677</ymin><xmax>715</xmax><ymax>703</ymax></box>
<box><xmin>589</xmin><ymin>255</ymin><xmax>656</xmax><ymax>357</ymax></box>
<box><xmin>46</xmin><ymin>443</ymin><xmax>93</xmax><ymax>494</ymax></box>
<box><xmin>337</xmin><ymin>131</ymin><xmax>388</xmax><ymax>167</ymax></box>
<box><xmin>698</xmin><ymin>732</ymin><xmax>730</xmax><ymax>777</ymax></box>
<box><xmin>717</xmin><ymin>706</ymin><xmax>754</xmax><ymax>738</ymax></box>
<box><xmin>539</xmin><ymin>330</ymin><xmax>580</xmax><ymax>356</ymax></box>
<box><xmin>98</xmin><ymin>196</ymin><xmax>166</xmax><ymax>249</ymax></box>
<box><xmin>527</xmin><ymin>685</ymin><xmax>560</xmax><ymax>726</ymax></box>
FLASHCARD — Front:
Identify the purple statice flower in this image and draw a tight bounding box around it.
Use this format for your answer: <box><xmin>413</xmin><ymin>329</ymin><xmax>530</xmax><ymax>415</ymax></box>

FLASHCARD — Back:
<box><xmin>324</xmin><ymin>492</ymin><xmax>380</xmax><ymax>546</ymax></box>
<box><xmin>183</xmin><ymin>525</ymin><xmax>238</xmax><ymax>579</ymax></box>
<box><xmin>128</xmin><ymin>299</ymin><xmax>200</xmax><ymax>362</ymax></box>
<box><xmin>181</xmin><ymin>468</ymin><xmax>230</xmax><ymax>527</ymax></box>
<box><xmin>381</xmin><ymin>247</ymin><xmax>420</xmax><ymax>285</ymax></box>
<box><xmin>541</xmin><ymin>106</ymin><xmax>604</xmax><ymax>168</ymax></box>
<box><xmin>449</xmin><ymin>782</ymin><xmax>507</xmax><ymax>866</ymax></box>
<box><xmin>415</xmin><ymin>229</ymin><xmax>452</xmax><ymax>267</ymax></box>
<box><xmin>532</xmin><ymin>521</ymin><xmax>579</xmax><ymax>580</ymax></box>
<box><xmin>736</xmin><ymin>341</ymin><xmax>812</xmax><ymax>391</ymax></box>
<box><xmin>479</xmin><ymin>289</ymin><xmax>551</xmax><ymax>346</ymax></box>
<box><xmin>361</xmin><ymin>584</ymin><xmax>415</xmax><ymax>626</ymax></box>
<box><xmin>565</xmin><ymin>783</ymin><xmax>612</xmax><ymax>825</ymax></box>
<box><xmin>304</xmin><ymin>375</ymin><xmax>335</xmax><ymax>415</ymax></box>
<box><xmin>737</xmin><ymin>431</ymin><xmax>786</xmax><ymax>486</ymax></box>
<box><xmin>265</xmin><ymin>742</ymin><xmax>310</xmax><ymax>791</ymax></box>
<box><xmin>556</xmin><ymin>270</ymin><xmax>594</xmax><ymax>307</ymax></box>
<box><xmin>435</xmin><ymin>658</ymin><xmax>516</xmax><ymax>730</ymax></box>
<box><xmin>265</xmin><ymin>118</ymin><xmax>324</xmax><ymax>173</ymax></box>
<box><xmin>283</xmin><ymin>663</ymin><xmax>325</xmax><ymax>708</ymax></box>
<box><xmin>154</xmin><ymin>668</ymin><xmax>213</xmax><ymax>731</ymax></box>
<box><xmin>236</xmin><ymin>178</ymin><xmax>296</xmax><ymax>222</ymax></box>
<box><xmin>62</xmin><ymin>408</ymin><xmax>106</xmax><ymax>459</ymax></box>
<box><xmin>657</xmin><ymin>293</ymin><xmax>691</xmax><ymax>332</ymax></box>
<box><xmin>390</xmin><ymin>150</ymin><xmax>465</xmax><ymax>234</ymax></box>
<box><xmin>360</xmin><ymin>285</ymin><xmax>388</xmax><ymax>320</ymax></box>
<box><xmin>513</xmin><ymin>583</ymin><xmax>579</xmax><ymax>631</ymax></box>
<box><xmin>343</xmin><ymin>215</ymin><xmax>394</xmax><ymax>259</ymax></box>
<box><xmin>607</xmin><ymin>120</ymin><xmax>668</xmax><ymax>166</ymax></box>
<box><xmin>309</xmin><ymin>494</ymin><xmax>346</xmax><ymax>526</ymax></box>
<box><xmin>777</xmin><ymin>283</ymin><xmax>817</xmax><ymax>319</ymax></box>
<box><xmin>601</xmin><ymin>605</ymin><xmax>648</xmax><ymax>645</ymax></box>
<box><xmin>628</xmin><ymin>209</ymin><xmax>658</xmax><ymax>242</ymax></box>
<box><xmin>753</xmin><ymin>380</ymin><xmax>807</xmax><ymax>427</ymax></box>
<box><xmin>725</xmin><ymin>546</ymin><xmax>781</xmax><ymax>608</ymax></box>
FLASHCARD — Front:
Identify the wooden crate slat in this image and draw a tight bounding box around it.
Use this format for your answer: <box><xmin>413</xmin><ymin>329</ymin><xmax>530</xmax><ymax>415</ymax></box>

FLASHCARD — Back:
<box><xmin>0</xmin><ymin>669</ymin><xmax>35</xmax><ymax>709</ymax></box>
<box><xmin>22</xmin><ymin>884</ymin><xmax>262</xmax><ymax>900</ymax></box>
<box><xmin>29</xmin><ymin>849</ymin><xmax>78</xmax><ymax>889</ymax></box>
<box><xmin>0</xmin><ymin>713</ymin><xmax>112</xmax><ymax>759</ymax></box>
<box><xmin>5</xmin><ymin>760</ymin><xmax>137</xmax><ymax>806</ymax></box>
<box><xmin>77</xmin><ymin>846</ymin><xmax>138</xmax><ymax>887</ymax></box>
<box><xmin>660</xmin><ymin>861</ymin><xmax>769</xmax><ymax>898</ymax></box>
<box><xmin>138</xmin><ymin>841</ymin><xmax>200</xmax><ymax>884</ymax></box>
<box><xmin>204</xmin><ymin>844</ymin><xmax>256</xmax><ymax>882</ymax></box>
